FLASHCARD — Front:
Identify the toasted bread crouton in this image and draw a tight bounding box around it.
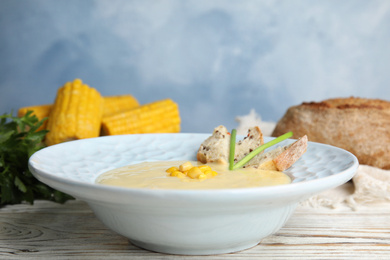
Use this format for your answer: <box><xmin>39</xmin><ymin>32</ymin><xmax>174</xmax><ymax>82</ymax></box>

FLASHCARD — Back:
<box><xmin>234</xmin><ymin>126</ymin><xmax>264</xmax><ymax>163</ymax></box>
<box><xmin>197</xmin><ymin>125</ymin><xmax>230</xmax><ymax>164</ymax></box>
<box><xmin>197</xmin><ymin>126</ymin><xmax>265</xmax><ymax>165</ymax></box>
<box><xmin>245</xmin><ymin>146</ymin><xmax>285</xmax><ymax>170</ymax></box>
<box><xmin>273</xmin><ymin>135</ymin><xmax>308</xmax><ymax>171</ymax></box>
<box><xmin>197</xmin><ymin>125</ymin><xmax>307</xmax><ymax>171</ymax></box>
<box><xmin>247</xmin><ymin>135</ymin><xmax>308</xmax><ymax>171</ymax></box>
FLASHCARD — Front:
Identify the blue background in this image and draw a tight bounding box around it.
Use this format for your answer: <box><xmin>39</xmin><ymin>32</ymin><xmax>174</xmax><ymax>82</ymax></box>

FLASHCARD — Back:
<box><xmin>1</xmin><ymin>0</ymin><xmax>390</xmax><ymax>133</ymax></box>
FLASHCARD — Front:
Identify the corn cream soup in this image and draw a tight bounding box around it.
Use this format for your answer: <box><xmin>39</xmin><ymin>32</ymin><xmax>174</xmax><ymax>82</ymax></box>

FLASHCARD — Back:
<box><xmin>96</xmin><ymin>160</ymin><xmax>291</xmax><ymax>189</ymax></box>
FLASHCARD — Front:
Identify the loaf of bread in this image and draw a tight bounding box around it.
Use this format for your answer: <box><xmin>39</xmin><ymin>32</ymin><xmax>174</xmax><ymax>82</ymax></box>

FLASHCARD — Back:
<box><xmin>197</xmin><ymin>125</ymin><xmax>307</xmax><ymax>171</ymax></box>
<box><xmin>272</xmin><ymin>97</ymin><xmax>390</xmax><ymax>169</ymax></box>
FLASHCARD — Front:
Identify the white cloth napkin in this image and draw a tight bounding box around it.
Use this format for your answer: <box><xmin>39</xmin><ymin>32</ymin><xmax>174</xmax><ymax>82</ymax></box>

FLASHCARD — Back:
<box><xmin>350</xmin><ymin>165</ymin><xmax>390</xmax><ymax>205</ymax></box>
<box><xmin>235</xmin><ymin>110</ymin><xmax>390</xmax><ymax>210</ymax></box>
<box><xmin>301</xmin><ymin>165</ymin><xmax>390</xmax><ymax>210</ymax></box>
<box><xmin>235</xmin><ymin>109</ymin><xmax>276</xmax><ymax>136</ymax></box>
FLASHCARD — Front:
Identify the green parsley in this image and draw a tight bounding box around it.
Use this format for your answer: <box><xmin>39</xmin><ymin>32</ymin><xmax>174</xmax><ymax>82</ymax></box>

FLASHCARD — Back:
<box><xmin>0</xmin><ymin>111</ymin><xmax>73</xmax><ymax>206</ymax></box>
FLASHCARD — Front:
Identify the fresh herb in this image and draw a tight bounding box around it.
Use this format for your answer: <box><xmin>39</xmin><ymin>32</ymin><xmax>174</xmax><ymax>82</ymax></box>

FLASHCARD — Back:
<box><xmin>231</xmin><ymin>131</ymin><xmax>293</xmax><ymax>170</ymax></box>
<box><xmin>229</xmin><ymin>129</ymin><xmax>237</xmax><ymax>170</ymax></box>
<box><xmin>0</xmin><ymin>111</ymin><xmax>73</xmax><ymax>206</ymax></box>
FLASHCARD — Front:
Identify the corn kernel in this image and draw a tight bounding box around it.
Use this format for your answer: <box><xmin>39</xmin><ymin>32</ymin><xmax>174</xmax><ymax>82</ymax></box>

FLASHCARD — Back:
<box><xmin>179</xmin><ymin>162</ymin><xmax>193</xmax><ymax>172</ymax></box>
<box><xmin>170</xmin><ymin>171</ymin><xmax>181</xmax><ymax>177</ymax></box>
<box><xmin>198</xmin><ymin>173</ymin><xmax>207</xmax><ymax>179</ymax></box>
<box><xmin>198</xmin><ymin>165</ymin><xmax>212</xmax><ymax>173</ymax></box>
<box><xmin>204</xmin><ymin>170</ymin><xmax>213</xmax><ymax>178</ymax></box>
<box><xmin>166</xmin><ymin>167</ymin><xmax>179</xmax><ymax>173</ymax></box>
<box><xmin>187</xmin><ymin>167</ymin><xmax>203</xmax><ymax>179</ymax></box>
<box><xmin>177</xmin><ymin>172</ymin><xmax>186</xmax><ymax>178</ymax></box>
<box><xmin>167</xmin><ymin>163</ymin><xmax>217</xmax><ymax>180</ymax></box>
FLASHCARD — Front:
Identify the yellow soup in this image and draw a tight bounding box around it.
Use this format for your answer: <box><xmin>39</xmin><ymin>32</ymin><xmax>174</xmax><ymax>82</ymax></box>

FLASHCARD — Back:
<box><xmin>96</xmin><ymin>160</ymin><xmax>291</xmax><ymax>190</ymax></box>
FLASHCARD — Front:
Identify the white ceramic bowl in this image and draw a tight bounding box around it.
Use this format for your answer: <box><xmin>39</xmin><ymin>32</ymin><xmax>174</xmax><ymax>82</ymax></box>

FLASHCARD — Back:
<box><xmin>29</xmin><ymin>134</ymin><xmax>358</xmax><ymax>255</ymax></box>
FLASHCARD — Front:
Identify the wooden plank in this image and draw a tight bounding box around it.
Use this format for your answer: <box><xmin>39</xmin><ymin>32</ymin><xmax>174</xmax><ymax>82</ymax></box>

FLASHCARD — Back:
<box><xmin>1</xmin><ymin>200</ymin><xmax>390</xmax><ymax>259</ymax></box>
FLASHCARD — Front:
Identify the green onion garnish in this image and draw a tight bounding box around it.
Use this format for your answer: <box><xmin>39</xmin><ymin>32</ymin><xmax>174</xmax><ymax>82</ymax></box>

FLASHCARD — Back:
<box><xmin>232</xmin><ymin>131</ymin><xmax>293</xmax><ymax>170</ymax></box>
<box><xmin>229</xmin><ymin>129</ymin><xmax>237</xmax><ymax>170</ymax></box>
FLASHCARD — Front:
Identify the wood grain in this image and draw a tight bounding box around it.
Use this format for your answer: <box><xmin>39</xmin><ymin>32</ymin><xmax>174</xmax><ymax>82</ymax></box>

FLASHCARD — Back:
<box><xmin>1</xmin><ymin>200</ymin><xmax>390</xmax><ymax>259</ymax></box>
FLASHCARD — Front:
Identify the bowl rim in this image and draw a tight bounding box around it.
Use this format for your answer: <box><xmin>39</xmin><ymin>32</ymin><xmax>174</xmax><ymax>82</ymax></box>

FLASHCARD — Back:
<box><xmin>28</xmin><ymin>133</ymin><xmax>359</xmax><ymax>203</ymax></box>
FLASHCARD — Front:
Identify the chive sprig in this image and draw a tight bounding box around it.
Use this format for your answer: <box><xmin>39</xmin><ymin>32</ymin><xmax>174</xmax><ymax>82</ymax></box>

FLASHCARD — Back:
<box><xmin>228</xmin><ymin>129</ymin><xmax>237</xmax><ymax>170</ymax></box>
<box><xmin>229</xmin><ymin>130</ymin><xmax>293</xmax><ymax>170</ymax></box>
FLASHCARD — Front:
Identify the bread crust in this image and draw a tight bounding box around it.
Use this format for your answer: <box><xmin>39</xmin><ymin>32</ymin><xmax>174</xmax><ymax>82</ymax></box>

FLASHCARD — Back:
<box><xmin>272</xmin><ymin>97</ymin><xmax>390</xmax><ymax>169</ymax></box>
<box><xmin>274</xmin><ymin>135</ymin><xmax>308</xmax><ymax>171</ymax></box>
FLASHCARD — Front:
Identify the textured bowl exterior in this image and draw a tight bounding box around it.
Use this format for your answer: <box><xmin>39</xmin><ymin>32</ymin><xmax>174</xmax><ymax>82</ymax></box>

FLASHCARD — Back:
<box><xmin>88</xmin><ymin>200</ymin><xmax>298</xmax><ymax>255</ymax></box>
<box><xmin>29</xmin><ymin>133</ymin><xmax>358</xmax><ymax>255</ymax></box>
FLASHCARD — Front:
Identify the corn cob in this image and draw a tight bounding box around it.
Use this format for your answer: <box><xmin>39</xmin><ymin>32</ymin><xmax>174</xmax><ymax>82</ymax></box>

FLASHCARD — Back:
<box><xmin>17</xmin><ymin>104</ymin><xmax>52</xmax><ymax>130</ymax></box>
<box><xmin>18</xmin><ymin>95</ymin><xmax>139</xmax><ymax>126</ymax></box>
<box><xmin>103</xmin><ymin>95</ymin><xmax>140</xmax><ymax>117</ymax></box>
<box><xmin>45</xmin><ymin>79</ymin><xmax>104</xmax><ymax>146</ymax></box>
<box><xmin>101</xmin><ymin>99</ymin><xmax>180</xmax><ymax>135</ymax></box>
<box><xmin>17</xmin><ymin>95</ymin><xmax>139</xmax><ymax>119</ymax></box>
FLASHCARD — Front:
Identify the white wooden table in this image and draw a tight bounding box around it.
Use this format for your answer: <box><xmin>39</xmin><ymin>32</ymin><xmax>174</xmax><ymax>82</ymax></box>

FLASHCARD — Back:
<box><xmin>1</xmin><ymin>196</ymin><xmax>390</xmax><ymax>259</ymax></box>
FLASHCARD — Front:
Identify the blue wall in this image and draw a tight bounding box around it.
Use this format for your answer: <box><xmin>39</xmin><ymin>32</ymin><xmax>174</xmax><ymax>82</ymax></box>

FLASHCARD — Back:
<box><xmin>1</xmin><ymin>0</ymin><xmax>390</xmax><ymax>133</ymax></box>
